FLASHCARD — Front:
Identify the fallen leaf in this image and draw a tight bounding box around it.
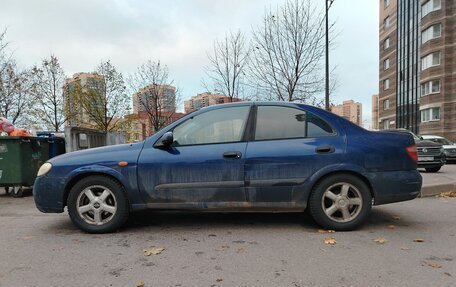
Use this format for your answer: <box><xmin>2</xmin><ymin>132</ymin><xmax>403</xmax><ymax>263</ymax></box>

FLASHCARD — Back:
<box><xmin>413</xmin><ymin>238</ymin><xmax>425</xmax><ymax>243</ymax></box>
<box><xmin>136</xmin><ymin>281</ymin><xmax>145</xmax><ymax>287</ymax></box>
<box><xmin>216</xmin><ymin>278</ymin><xmax>223</xmax><ymax>282</ymax></box>
<box><xmin>236</xmin><ymin>247</ymin><xmax>246</xmax><ymax>254</ymax></box>
<box><xmin>324</xmin><ymin>237</ymin><xmax>337</xmax><ymax>245</ymax></box>
<box><xmin>400</xmin><ymin>246</ymin><xmax>410</xmax><ymax>250</ymax></box>
<box><xmin>392</xmin><ymin>215</ymin><xmax>401</xmax><ymax>220</ymax></box>
<box><xmin>216</xmin><ymin>245</ymin><xmax>230</xmax><ymax>251</ymax></box>
<box><xmin>422</xmin><ymin>260</ymin><xmax>442</xmax><ymax>268</ymax></box>
<box><xmin>437</xmin><ymin>191</ymin><xmax>456</xmax><ymax>198</ymax></box>
<box><xmin>387</xmin><ymin>225</ymin><xmax>396</xmax><ymax>229</ymax></box>
<box><xmin>143</xmin><ymin>247</ymin><xmax>164</xmax><ymax>256</ymax></box>
<box><xmin>444</xmin><ymin>272</ymin><xmax>452</xmax><ymax>277</ymax></box>
<box><xmin>373</xmin><ymin>238</ymin><xmax>387</xmax><ymax>244</ymax></box>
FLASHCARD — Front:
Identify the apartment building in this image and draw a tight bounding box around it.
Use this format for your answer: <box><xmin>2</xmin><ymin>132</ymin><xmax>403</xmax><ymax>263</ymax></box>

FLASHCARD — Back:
<box><xmin>63</xmin><ymin>72</ymin><xmax>105</xmax><ymax>129</ymax></box>
<box><xmin>331</xmin><ymin>100</ymin><xmax>363</xmax><ymax>126</ymax></box>
<box><xmin>132</xmin><ymin>84</ymin><xmax>176</xmax><ymax>114</ymax></box>
<box><xmin>184</xmin><ymin>92</ymin><xmax>242</xmax><ymax>114</ymax></box>
<box><xmin>378</xmin><ymin>0</ymin><xmax>456</xmax><ymax>140</ymax></box>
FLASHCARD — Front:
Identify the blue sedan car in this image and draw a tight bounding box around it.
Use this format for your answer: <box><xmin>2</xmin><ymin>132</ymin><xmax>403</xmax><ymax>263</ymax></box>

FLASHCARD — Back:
<box><xmin>34</xmin><ymin>102</ymin><xmax>422</xmax><ymax>233</ymax></box>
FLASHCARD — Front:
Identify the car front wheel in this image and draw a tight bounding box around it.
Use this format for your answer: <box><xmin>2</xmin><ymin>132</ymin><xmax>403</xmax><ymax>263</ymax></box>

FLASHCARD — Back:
<box><xmin>67</xmin><ymin>176</ymin><xmax>129</xmax><ymax>233</ymax></box>
<box><xmin>309</xmin><ymin>174</ymin><xmax>372</xmax><ymax>231</ymax></box>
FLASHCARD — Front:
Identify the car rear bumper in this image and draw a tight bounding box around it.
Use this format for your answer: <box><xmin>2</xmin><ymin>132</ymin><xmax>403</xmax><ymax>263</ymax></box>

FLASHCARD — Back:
<box><xmin>33</xmin><ymin>176</ymin><xmax>66</xmax><ymax>213</ymax></box>
<box><xmin>367</xmin><ymin>170</ymin><xmax>422</xmax><ymax>205</ymax></box>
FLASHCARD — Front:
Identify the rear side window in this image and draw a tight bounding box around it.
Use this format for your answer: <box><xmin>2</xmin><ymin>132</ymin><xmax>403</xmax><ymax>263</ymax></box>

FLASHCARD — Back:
<box><xmin>254</xmin><ymin>106</ymin><xmax>334</xmax><ymax>140</ymax></box>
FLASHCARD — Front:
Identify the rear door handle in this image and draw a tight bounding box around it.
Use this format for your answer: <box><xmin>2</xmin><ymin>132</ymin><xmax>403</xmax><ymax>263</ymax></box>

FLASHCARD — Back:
<box><xmin>223</xmin><ymin>151</ymin><xmax>242</xmax><ymax>159</ymax></box>
<box><xmin>315</xmin><ymin>146</ymin><xmax>335</xmax><ymax>154</ymax></box>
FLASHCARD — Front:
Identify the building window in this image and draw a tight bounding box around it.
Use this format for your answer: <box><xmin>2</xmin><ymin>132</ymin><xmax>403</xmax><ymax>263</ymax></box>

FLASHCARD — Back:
<box><xmin>383</xmin><ymin>16</ymin><xmax>390</xmax><ymax>28</ymax></box>
<box><xmin>383</xmin><ymin>99</ymin><xmax>390</xmax><ymax>110</ymax></box>
<box><xmin>421</xmin><ymin>52</ymin><xmax>441</xmax><ymax>70</ymax></box>
<box><xmin>383</xmin><ymin>79</ymin><xmax>390</xmax><ymax>90</ymax></box>
<box><xmin>422</xmin><ymin>0</ymin><xmax>441</xmax><ymax>18</ymax></box>
<box><xmin>383</xmin><ymin>120</ymin><xmax>390</xmax><ymax>129</ymax></box>
<box><xmin>421</xmin><ymin>80</ymin><xmax>441</xmax><ymax>96</ymax></box>
<box><xmin>383</xmin><ymin>58</ymin><xmax>390</xmax><ymax>70</ymax></box>
<box><xmin>422</xmin><ymin>23</ymin><xmax>442</xmax><ymax>44</ymax></box>
<box><xmin>384</xmin><ymin>38</ymin><xmax>390</xmax><ymax>50</ymax></box>
<box><xmin>384</xmin><ymin>0</ymin><xmax>390</xmax><ymax>7</ymax></box>
<box><xmin>421</xmin><ymin>107</ymin><xmax>440</xmax><ymax>122</ymax></box>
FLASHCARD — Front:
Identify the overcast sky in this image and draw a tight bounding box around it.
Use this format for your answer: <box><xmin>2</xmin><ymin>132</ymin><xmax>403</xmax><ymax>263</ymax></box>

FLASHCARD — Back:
<box><xmin>1</xmin><ymin>0</ymin><xmax>379</xmax><ymax>127</ymax></box>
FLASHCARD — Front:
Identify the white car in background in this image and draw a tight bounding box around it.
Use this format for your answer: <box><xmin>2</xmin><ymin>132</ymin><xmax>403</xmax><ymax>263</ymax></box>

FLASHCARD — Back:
<box><xmin>421</xmin><ymin>135</ymin><xmax>456</xmax><ymax>163</ymax></box>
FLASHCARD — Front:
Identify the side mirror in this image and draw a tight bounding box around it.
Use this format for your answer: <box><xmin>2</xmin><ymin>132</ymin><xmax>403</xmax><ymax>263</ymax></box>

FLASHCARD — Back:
<box><xmin>154</xmin><ymin>131</ymin><xmax>173</xmax><ymax>148</ymax></box>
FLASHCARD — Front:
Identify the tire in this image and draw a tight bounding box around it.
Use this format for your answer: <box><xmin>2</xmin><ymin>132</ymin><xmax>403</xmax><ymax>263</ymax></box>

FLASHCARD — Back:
<box><xmin>67</xmin><ymin>176</ymin><xmax>129</xmax><ymax>234</ymax></box>
<box><xmin>309</xmin><ymin>174</ymin><xmax>372</xmax><ymax>231</ymax></box>
<box><xmin>11</xmin><ymin>186</ymin><xmax>23</xmax><ymax>198</ymax></box>
<box><xmin>425</xmin><ymin>166</ymin><xmax>441</xmax><ymax>172</ymax></box>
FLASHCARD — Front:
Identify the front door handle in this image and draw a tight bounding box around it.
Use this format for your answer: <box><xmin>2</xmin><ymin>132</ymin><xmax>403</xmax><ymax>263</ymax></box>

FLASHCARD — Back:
<box><xmin>315</xmin><ymin>146</ymin><xmax>335</xmax><ymax>154</ymax></box>
<box><xmin>223</xmin><ymin>151</ymin><xmax>242</xmax><ymax>159</ymax></box>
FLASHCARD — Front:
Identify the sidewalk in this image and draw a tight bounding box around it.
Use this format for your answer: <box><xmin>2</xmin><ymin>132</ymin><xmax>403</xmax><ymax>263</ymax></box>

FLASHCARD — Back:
<box><xmin>420</xmin><ymin>163</ymin><xmax>456</xmax><ymax>197</ymax></box>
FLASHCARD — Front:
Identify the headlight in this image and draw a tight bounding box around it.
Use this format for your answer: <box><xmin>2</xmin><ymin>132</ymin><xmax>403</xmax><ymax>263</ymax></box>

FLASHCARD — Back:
<box><xmin>37</xmin><ymin>162</ymin><xmax>52</xmax><ymax>177</ymax></box>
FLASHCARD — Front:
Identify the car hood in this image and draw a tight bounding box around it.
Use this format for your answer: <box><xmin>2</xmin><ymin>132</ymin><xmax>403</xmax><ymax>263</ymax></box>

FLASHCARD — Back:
<box><xmin>416</xmin><ymin>140</ymin><xmax>442</xmax><ymax>148</ymax></box>
<box><xmin>442</xmin><ymin>144</ymin><xmax>456</xmax><ymax>149</ymax></box>
<box><xmin>49</xmin><ymin>142</ymin><xmax>145</xmax><ymax>166</ymax></box>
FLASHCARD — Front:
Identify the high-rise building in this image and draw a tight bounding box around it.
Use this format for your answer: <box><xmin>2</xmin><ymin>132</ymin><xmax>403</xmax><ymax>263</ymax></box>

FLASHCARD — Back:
<box><xmin>132</xmin><ymin>84</ymin><xmax>176</xmax><ymax>114</ymax></box>
<box><xmin>379</xmin><ymin>0</ymin><xmax>456</xmax><ymax>140</ymax></box>
<box><xmin>184</xmin><ymin>92</ymin><xmax>242</xmax><ymax>114</ymax></box>
<box><xmin>331</xmin><ymin>100</ymin><xmax>363</xmax><ymax>126</ymax></box>
<box><xmin>372</xmin><ymin>94</ymin><xmax>379</xmax><ymax>130</ymax></box>
<box><xmin>64</xmin><ymin>73</ymin><xmax>105</xmax><ymax>128</ymax></box>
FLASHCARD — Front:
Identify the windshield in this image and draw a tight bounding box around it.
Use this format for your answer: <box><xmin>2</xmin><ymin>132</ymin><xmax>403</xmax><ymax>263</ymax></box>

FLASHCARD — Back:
<box><xmin>432</xmin><ymin>138</ymin><xmax>454</xmax><ymax>145</ymax></box>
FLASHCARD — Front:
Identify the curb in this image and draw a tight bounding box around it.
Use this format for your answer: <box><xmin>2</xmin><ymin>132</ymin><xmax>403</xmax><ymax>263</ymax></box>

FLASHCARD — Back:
<box><xmin>420</xmin><ymin>183</ymin><xmax>456</xmax><ymax>197</ymax></box>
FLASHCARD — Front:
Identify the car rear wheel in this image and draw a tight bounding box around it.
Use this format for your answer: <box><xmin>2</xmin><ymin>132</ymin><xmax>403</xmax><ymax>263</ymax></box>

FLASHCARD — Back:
<box><xmin>309</xmin><ymin>174</ymin><xmax>372</xmax><ymax>231</ymax></box>
<box><xmin>425</xmin><ymin>166</ymin><xmax>441</xmax><ymax>172</ymax></box>
<box><xmin>67</xmin><ymin>176</ymin><xmax>129</xmax><ymax>233</ymax></box>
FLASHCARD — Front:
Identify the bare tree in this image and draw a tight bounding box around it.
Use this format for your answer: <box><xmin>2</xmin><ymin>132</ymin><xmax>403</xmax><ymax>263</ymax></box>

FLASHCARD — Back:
<box><xmin>0</xmin><ymin>31</ymin><xmax>36</xmax><ymax>126</ymax></box>
<box><xmin>31</xmin><ymin>55</ymin><xmax>69</xmax><ymax>132</ymax></box>
<box><xmin>129</xmin><ymin>60</ymin><xmax>179</xmax><ymax>134</ymax></box>
<box><xmin>248</xmin><ymin>0</ymin><xmax>327</xmax><ymax>103</ymax></box>
<box><xmin>204</xmin><ymin>30</ymin><xmax>250</xmax><ymax>101</ymax></box>
<box><xmin>76</xmin><ymin>60</ymin><xmax>129</xmax><ymax>133</ymax></box>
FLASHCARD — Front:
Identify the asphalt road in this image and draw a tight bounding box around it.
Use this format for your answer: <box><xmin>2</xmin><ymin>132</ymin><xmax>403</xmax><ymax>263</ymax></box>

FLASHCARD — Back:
<box><xmin>0</xmin><ymin>192</ymin><xmax>455</xmax><ymax>287</ymax></box>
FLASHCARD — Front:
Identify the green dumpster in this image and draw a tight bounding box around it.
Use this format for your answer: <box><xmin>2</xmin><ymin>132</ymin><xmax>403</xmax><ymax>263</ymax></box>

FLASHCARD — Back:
<box><xmin>0</xmin><ymin>137</ymin><xmax>50</xmax><ymax>197</ymax></box>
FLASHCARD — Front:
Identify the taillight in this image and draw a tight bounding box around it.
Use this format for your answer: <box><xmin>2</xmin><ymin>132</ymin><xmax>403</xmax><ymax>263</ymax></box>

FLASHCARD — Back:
<box><xmin>406</xmin><ymin>144</ymin><xmax>418</xmax><ymax>162</ymax></box>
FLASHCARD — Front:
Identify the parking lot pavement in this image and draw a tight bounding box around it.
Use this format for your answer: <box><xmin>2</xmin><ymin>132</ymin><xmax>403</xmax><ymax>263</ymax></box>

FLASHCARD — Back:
<box><xmin>0</xmin><ymin>191</ymin><xmax>455</xmax><ymax>287</ymax></box>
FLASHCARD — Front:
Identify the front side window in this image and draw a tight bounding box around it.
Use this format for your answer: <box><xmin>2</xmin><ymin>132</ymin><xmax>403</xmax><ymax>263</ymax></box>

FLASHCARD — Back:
<box><xmin>254</xmin><ymin>106</ymin><xmax>334</xmax><ymax>141</ymax></box>
<box><xmin>172</xmin><ymin>106</ymin><xmax>250</xmax><ymax>146</ymax></box>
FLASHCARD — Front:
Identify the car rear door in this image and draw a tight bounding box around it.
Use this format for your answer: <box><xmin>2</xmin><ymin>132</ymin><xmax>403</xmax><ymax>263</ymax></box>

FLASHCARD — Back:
<box><xmin>244</xmin><ymin>105</ymin><xmax>345</xmax><ymax>205</ymax></box>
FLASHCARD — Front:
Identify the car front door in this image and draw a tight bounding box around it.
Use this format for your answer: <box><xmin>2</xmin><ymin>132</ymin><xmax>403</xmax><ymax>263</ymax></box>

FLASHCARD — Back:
<box><xmin>244</xmin><ymin>105</ymin><xmax>345</xmax><ymax>205</ymax></box>
<box><xmin>137</xmin><ymin>105</ymin><xmax>252</xmax><ymax>207</ymax></box>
